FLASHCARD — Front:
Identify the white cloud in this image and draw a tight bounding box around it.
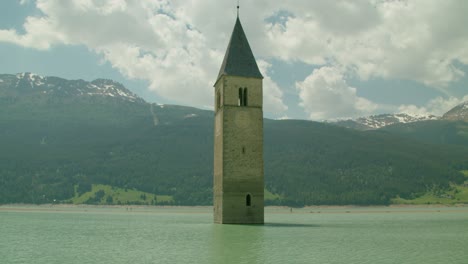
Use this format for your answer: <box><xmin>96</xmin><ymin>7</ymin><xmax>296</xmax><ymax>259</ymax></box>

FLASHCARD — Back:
<box><xmin>276</xmin><ymin>115</ymin><xmax>290</xmax><ymax>120</ymax></box>
<box><xmin>0</xmin><ymin>14</ymin><xmax>68</xmax><ymax>49</ymax></box>
<box><xmin>257</xmin><ymin>60</ymin><xmax>288</xmax><ymax>116</ymax></box>
<box><xmin>0</xmin><ymin>0</ymin><xmax>291</xmax><ymax>114</ymax></box>
<box><xmin>1</xmin><ymin>0</ymin><xmax>467</xmax><ymax>117</ymax></box>
<box><xmin>296</xmin><ymin>67</ymin><xmax>377</xmax><ymax>120</ymax></box>
<box><xmin>0</xmin><ymin>0</ymin><xmax>221</xmax><ymax>108</ymax></box>
<box><xmin>398</xmin><ymin>95</ymin><xmax>468</xmax><ymax>116</ymax></box>
<box><xmin>262</xmin><ymin>0</ymin><xmax>468</xmax><ymax>88</ymax></box>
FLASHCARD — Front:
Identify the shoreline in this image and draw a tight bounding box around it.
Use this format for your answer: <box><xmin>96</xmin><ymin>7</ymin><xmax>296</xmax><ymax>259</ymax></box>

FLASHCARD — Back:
<box><xmin>1</xmin><ymin>203</ymin><xmax>467</xmax><ymax>214</ymax></box>
<box><xmin>1</xmin><ymin>203</ymin><xmax>467</xmax><ymax>208</ymax></box>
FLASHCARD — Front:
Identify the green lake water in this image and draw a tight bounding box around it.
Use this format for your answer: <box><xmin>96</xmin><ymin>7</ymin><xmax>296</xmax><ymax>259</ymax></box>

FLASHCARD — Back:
<box><xmin>1</xmin><ymin>206</ymin><xmax>467</xmax><ymax>264</ymax></box>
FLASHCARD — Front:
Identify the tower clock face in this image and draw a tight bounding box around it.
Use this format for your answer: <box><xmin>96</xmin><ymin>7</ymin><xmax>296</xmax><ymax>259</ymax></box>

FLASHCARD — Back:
<box><xmin>235</xmin><ymin>111</ymin><xmax>250</xmax><ymax>128</ymax></box>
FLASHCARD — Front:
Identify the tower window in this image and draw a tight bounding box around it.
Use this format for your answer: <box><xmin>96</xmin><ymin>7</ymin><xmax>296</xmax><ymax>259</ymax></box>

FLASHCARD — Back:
<box><xmin>242</xmin><ymin>146</ymin><xmax>245</xmax><ymax>154</ymax></box>
<box><xmin>238</xmin><ymin>87</ymin><xmax>248</xmax><ymax>107</ymax></box>
<box><xmin>246</xmin><ymin>194</ymin><xmax>251</xmax><ymax>206</ymax></box>
<box><xmin>216</xmin><ymin>91</ymin><xmax>221</xmax><ymax>111</ymax></box>
<box><xmin>243</xmin><ymin>88</ymin><xmax>248</xmax><ymax>106</ymax></box>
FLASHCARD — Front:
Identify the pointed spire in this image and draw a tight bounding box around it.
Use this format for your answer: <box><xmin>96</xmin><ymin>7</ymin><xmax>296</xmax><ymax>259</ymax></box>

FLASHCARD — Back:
<box><xmin>217</xmin><ymin>16</ymin><xmax>263</xmax><ymax>80</ymax></box>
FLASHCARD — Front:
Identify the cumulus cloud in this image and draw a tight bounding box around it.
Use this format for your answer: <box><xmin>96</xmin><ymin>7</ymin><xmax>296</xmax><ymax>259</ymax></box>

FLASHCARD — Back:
<box><xmin>296</xmin><ymin>67</ymin><xmax>377</xmax><ymax>120</ymax></box>
<box><xmin>0</xmin><ymin>0</ymin><xmax>287</xmax><ymax>113</ymax></box>
<box><xmin>0</xmin><ymin>13</ymin><xmax>68</xmax><ymax>49</ymax></box>
<box><xmin>257</xmin><ymin>60</ymin><xmax>288</xmax><ymax>116</ymax></box>
<box><xmin>1</xmin><ymin>0</ymin><xmax>468</xmax><ymax>119</ymax></box>
<box><xmin>398</xmin><ymin>95</ymin><xmax>468</xmax><ymax>116</ymax></box>
<box><xmin>263</xmin><ymin>0</ymin><xmax>468</xmax><ymax>89</ymax></box>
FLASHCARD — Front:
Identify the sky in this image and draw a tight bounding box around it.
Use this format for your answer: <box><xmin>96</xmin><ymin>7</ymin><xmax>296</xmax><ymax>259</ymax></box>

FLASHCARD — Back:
<box><xmin>0</xmin><ymin>0</ymin><xmax>467</xmax><ymax>120</ymax></box>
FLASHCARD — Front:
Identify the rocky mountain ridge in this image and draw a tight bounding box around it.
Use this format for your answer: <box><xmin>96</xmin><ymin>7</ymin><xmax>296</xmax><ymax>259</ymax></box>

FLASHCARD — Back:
<box><xmin>443</xmin><ymin>101</ymin><xmax>468</xmax><ymax>122</ymax></box>
<box><xmin>331</xmin><ymin>113</ymin><xmax>439</xmax><ymax>130</ymax></box>
<box><xmin>0</xmin><ymin>72</ymin><xmax>143</xmax><ymax>103</ymax></box>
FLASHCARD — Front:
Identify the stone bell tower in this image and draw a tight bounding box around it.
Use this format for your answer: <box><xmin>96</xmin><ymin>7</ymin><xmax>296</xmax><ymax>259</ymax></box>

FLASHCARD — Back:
<box><xmin>213</xmin><ymin>13</ymin><xmax>264</xmax><ymax>224</ymax></box>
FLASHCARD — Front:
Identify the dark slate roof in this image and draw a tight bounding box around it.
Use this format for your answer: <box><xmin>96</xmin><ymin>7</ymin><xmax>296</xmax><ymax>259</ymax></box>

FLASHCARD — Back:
<box><xmin>217</xmin><ymin>18</ymin><xmax>263</xmax><ymax>80</ymax></box>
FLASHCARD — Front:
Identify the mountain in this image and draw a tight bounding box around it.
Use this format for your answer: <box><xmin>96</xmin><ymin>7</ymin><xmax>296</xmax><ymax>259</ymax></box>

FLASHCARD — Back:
<box><xmin>1</xmin><ymin>73</ymin><xmax>467</xmax><ymax>206</ymax></box>
<box><xmin>375</xmin><ymin>102</ymin><xmax>468</xmax><ymax>147</ymax></box>
<box><xmin>331</xmin><ymin>100</ymin><xmax>468</xmax><ymax>131</ymax></box>
<box><xmin>379</xmin><ymin>119</ymin><xmax>468</xmax><ymax>147</ymax></box>
<box><xmin>443</xmin><ymin>101</ymin><xmax>468</xmax><ymax>122</ymax></box>
<box><xmin>331</xmin><ymin>113</ymin><xmax>439</xmax><ymax>130</ymax></box>
<box><xmin>0</xmin><ymin>72</ymin><xmax>142</xmax><ymax>103</ymax></box>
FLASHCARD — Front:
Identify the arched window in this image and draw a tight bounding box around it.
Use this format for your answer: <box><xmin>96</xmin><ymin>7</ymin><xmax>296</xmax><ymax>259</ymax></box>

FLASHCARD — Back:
<box><xmin>246</xmin><ymin>194</ymin><xmax>251</xmax><ymax>206</ymax></box>
<box><xmin>243</xmin><ymin>88</ymin><xmax>248</xmax><ymax>106</ymax></box>
<box><xmin>216</xmin><ymin>91</ymin><xmax>220</xmax><ymax>111</ymax></box>
<box><xmin>238</xmin><ymin>87</ymin><xmax>248</xmax><ymax>107</ymax></box>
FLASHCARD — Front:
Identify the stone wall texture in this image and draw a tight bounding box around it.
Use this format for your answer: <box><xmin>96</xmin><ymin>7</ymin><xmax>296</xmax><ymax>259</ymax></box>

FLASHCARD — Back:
<box><xmin>214</xmin><ymin>75</ymin><xmax>264</xmax><ymax>224</ymax></box>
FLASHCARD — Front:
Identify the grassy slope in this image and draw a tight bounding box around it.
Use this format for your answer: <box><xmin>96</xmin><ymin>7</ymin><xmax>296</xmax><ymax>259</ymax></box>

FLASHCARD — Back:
<box><xmin>264</xmin><ymin>188</ymin><xmax>281</xmax><ymax>201</ymax></box>
<box><xmin>70</xmin><ymin>184</ymin><xmax>173</xmax><ymax>205</ymax></box>
<box><xmin>69</xmin><ymin>184</ymin><xmax>281</xmax><ymax>205</ymax></box>
<box><xmin>392</xmin><ymin>171</ymin><xmax>468</xmax><ymax>205</ymax></box>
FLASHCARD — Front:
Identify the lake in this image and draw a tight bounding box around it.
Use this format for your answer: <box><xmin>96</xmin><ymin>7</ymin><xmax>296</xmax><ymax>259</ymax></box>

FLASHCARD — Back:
<box><xmin>1</xmin><ymin>205</ymin><xmax>467</xmax><ymax>264</ymax></box>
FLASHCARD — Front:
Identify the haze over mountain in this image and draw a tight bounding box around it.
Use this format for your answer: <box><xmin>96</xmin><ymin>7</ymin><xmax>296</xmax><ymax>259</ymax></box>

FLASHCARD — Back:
<box><xmin>1</xmin><ymin>73</ymin><xmax>467</xmax><ymax>206</ymax></box>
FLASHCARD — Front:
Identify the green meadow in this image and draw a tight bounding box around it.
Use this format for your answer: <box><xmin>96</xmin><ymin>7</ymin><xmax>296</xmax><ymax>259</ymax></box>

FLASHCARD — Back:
<box><xmin>392</xmin><ymin>171</ymin><xmax>468</xmax><ymax>205</ymax></box>
<box><xmin>69</xmin><ymin>184</ymin><xmax>282</xmax><ymax>205</ymax></box>
<box><xmin>70</xmin><ymin>184</ymin><xmax>173</xmax><ymax>205</ymax></box>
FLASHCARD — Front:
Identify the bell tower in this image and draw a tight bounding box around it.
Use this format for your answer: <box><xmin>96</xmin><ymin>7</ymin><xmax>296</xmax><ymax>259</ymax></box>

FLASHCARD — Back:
<box><xmin>213</xmin><ymin>13</ymin><xmax>264</xmax><ymax>224</ymax></box>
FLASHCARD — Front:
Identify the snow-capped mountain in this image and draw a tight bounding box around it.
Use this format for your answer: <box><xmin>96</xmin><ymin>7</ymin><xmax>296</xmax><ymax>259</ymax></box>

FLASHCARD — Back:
<box><xmin>442</xmin><ymin>101</ymin><xmax>468</xmax><ymax>122</ymax></box>
<box><xmin>0</xmin><ymin>72</ymin><xmax>144</xmax><ymax>103</ymax></box>
<box><xmin>331</xmin><ymin>113</ymin><xmax>439</xmax><ymax>130</ymax></box>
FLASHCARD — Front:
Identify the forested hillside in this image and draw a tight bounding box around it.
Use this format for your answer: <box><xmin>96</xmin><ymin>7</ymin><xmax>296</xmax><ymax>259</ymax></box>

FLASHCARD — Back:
<box><xmin>265</xmin><ymin>120</ymin><xmax>467</xmax><ymax>205</ymax></box>
<box><xmin>379</xmin><ymin>120</ymin><xmax>468</xmax><ymax>147</ymax></box>
<box><xmin>1</xmin><ymin>73</ymin><xmax>467</xmax><ymax>206</ymax></box>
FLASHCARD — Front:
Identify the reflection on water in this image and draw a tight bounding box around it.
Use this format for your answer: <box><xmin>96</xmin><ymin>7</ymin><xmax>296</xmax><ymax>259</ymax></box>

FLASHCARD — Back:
<box><xmin>1</xmin><ymin>206</ymin><xmax>467</xmax><ymax>264</ymax></box>
<box><xmin>211</xmin><ymin>224</ymin><xmax>265</xmax><ymax>264</ymax></box>
<box><xmin>264</xmin><ymin>222</ymin><xmax>320</xmax><ymax>228</ymax></box>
